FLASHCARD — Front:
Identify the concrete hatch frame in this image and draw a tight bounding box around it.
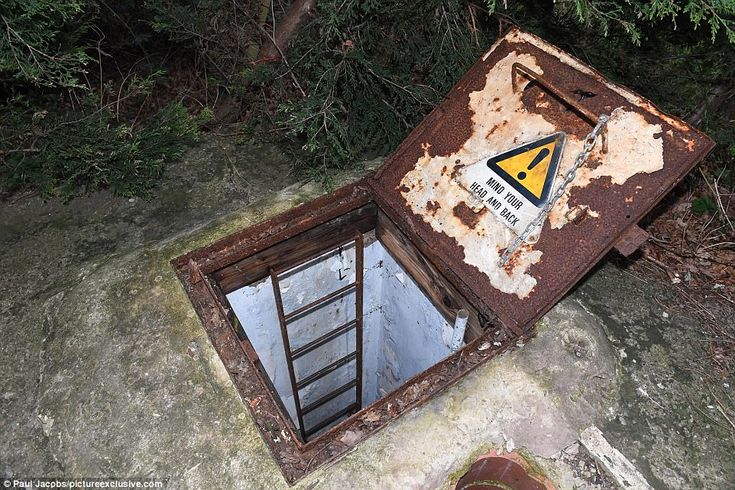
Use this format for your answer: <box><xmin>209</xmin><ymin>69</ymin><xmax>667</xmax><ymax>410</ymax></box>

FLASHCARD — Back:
<box><xmin>173</xmin><ymin>27</ymin><xmax>714</xmax><ymax>485</ymax></box>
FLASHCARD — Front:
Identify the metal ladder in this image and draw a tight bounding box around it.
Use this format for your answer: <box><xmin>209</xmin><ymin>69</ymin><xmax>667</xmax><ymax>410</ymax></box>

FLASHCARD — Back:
<box><xmin>269</xmin><ymin>232</ymin><xmax>364</xmax><ymax>441</ymax></box>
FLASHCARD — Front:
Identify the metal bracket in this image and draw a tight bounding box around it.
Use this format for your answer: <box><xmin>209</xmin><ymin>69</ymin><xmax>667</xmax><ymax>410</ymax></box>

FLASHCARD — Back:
<box><xmin>614</xmin><ymin>224</ymin><xmax>649</xmax><ymax>257</ymax></box>
<box><xmin>511</xmin><ymin>63</ymin><xmax>608</xmax><ymax>153</ymax></box>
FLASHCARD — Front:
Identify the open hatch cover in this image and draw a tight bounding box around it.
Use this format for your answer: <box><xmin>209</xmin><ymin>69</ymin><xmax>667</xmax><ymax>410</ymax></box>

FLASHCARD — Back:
<box><xmin>369</xmin><ymin>27</ymin><xmax>715</xmax><ymax>334</ymax></box>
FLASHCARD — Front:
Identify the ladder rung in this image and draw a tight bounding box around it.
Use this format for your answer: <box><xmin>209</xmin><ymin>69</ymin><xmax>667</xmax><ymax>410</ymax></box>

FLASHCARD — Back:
<box><xmin>272</xmin><ymin>235</ymin><xmax>360</xmax><ymax>276</ymax></box>
<box><xmin>296</xmin><ymin>352</ymin><xmax>356</xmax><ymax>390</ymax></box>
<box><xmin>284</xmin><ymin>283</ymin><xmax>356</xmax><ymax>323</ymax></box>
<box><xmin>291</xmin><ymin>320</ymin><xmax>357</xmax><ymax>360</ymax></box>
<box><xmin>301</xmin><ymin>379</ymin><xmax>357</xmax><ymax>415</ymax></box>
<box><xmin>305</xmin><ymin>402</ymin><xmax>359</xmax><ymax>438</ymax></box>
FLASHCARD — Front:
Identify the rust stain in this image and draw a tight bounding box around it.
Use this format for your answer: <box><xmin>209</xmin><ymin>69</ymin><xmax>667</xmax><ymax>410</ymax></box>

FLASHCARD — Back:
<box><xmin>523</xmin><ymin>85</ymin><xmax>590</xmax><ymax>141</ymax></box>
<box><xmin>502</xmin><ymin>29</ymin><xmax>698</xmax><ymax>134</ymax></box>
<box><xmin>397</xmin><ymin>32</ymin><xmax>692</xmax><ymax>300</ymax></box>
<box><xmin>485</xmin><ymin>119</ymin><xmax>509</xmax><ymax>138</ymax></box>
<box><xmin>371</xmin><ymin>25</ymin><xmax>713</xmax><ymax>335</ymax></box>
<box><xmin>426</xmin><ymin>200</ymin><xmax>441</xmax><ymax>215</ymax></box>
<box><xmin>452</xmin><ymin>202</ymin><xmax>486</xmax><ymax>229</ymax></box>
<box><xmin>450</xmin><ymin>163</ymin><xmax>466</xmax><ymax>180</ymax></box>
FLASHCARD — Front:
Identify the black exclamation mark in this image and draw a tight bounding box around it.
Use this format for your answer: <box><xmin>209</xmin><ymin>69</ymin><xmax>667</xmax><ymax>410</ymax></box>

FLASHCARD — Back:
<box><xmin>517</xmin><ymin>148</ymin><xmax>550</xmax><ymax>180</ymax></box>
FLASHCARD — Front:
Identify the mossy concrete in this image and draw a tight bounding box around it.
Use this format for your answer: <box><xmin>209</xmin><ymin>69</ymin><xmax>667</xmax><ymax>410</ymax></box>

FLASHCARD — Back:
<box><xmin>574</xmin><ymin>264</ymin><xmax>735</xmax><ymax>488</ymax></box>
<box><xmin>1</xmin><ymin>137</ymin><xmax>733</xmax><ymax>489</ymax></box>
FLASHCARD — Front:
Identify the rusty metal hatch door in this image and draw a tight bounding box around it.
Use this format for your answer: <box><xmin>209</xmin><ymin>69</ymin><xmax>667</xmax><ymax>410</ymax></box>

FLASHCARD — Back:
<box><xmin>368</xmin><ymin>27</ymin><xmax>715</xmax><ymax>334</ymax></box>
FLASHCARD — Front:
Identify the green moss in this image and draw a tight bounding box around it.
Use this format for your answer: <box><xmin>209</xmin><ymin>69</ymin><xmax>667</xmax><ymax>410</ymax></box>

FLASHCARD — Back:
<box><xmin>515</xmin><ymin>448</ymin><xmax>548</xmax><ymax>480</ymax></box>
<box><xmin>527</xmin><ymin>368</ymin><xmax>562</xmax><ymax>407</ymax></box>
<box><xmin>446</xmin><ymin>445</ymin><xmax>494</xmax><ymax>485</ymax></box>
<box><xmin>569</xmin><ymin>384</ymin><xmax>586</xmax><ymax>403</ymax></box>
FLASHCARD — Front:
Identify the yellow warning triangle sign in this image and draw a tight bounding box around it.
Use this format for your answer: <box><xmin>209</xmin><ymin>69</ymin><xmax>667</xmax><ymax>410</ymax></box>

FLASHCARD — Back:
<box><xmin>486</xmin><ymin>133</ymin><xmax>566</xmax><ymax>206</ymax></box>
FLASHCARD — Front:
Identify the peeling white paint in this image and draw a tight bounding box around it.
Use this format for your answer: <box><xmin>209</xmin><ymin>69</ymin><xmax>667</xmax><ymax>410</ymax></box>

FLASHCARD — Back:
<box><xmin>590</xmin><ymin>111</ymin><xmax>664</xmax><ymax>186</ymax></box>
<box><xmin>548</xmin><ymin>109</ymin><xmax>664</xmax><ymax>230</ymax></box>
<box><xmin>399</xmin><ymin>44</ymin><xmax>665</xmax><ymax>299</ymax></box>
<box><xmin>400</xmin><ymin>53</ymin><xmax>547</xmax><ymax>298</ymax></box>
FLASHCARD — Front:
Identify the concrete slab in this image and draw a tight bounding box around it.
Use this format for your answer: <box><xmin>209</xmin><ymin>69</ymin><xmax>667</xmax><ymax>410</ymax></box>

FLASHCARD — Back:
<box><xmin>1</xmin><ymin>138</ymin><xmax>733</xmax><ymax>489</ymax></box>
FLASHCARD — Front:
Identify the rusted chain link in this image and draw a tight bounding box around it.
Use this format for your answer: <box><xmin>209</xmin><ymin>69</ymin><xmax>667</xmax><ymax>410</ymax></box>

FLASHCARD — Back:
<box><xmin>498</xmin><ymin>113</ymin><xmax>611</xmax><ymax>267</ymax></box>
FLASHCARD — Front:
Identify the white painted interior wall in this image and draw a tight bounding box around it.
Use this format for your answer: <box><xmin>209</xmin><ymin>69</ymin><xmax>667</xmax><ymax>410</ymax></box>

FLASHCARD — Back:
<box><xmin>226</xmin><ymin>231</ymin><xmax>457</xmax><ymax>433</ymax></box>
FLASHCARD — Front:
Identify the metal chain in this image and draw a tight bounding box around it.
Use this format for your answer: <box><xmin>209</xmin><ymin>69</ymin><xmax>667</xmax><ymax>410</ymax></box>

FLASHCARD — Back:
<box><xmin>498</xmin><ymin>113</ymin><xmax>610</xmax><ymax>267</ymax></box>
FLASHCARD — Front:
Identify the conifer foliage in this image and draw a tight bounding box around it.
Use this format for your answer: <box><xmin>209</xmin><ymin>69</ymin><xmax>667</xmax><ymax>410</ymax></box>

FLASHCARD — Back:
<box><xmin>0</xmin><ymin>1</ymin><xmax>733</xmax><ymax>198</ymax></box>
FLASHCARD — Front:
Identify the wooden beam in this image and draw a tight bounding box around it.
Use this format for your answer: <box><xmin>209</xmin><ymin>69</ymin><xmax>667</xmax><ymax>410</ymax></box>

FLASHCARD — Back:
<box><xmin>213</xmin><ymin>204</ymin><xmax>377</xmax><ymax>293</ymax></box>
<box><xmin>258</xmin><ymin>0</ymin><xmax>317</xmax><ymax>61</ymax></box>
<box><xmin>376</xmin><ymin>211</ymin><xmax>485</xmax><ymax>341</ymax></box>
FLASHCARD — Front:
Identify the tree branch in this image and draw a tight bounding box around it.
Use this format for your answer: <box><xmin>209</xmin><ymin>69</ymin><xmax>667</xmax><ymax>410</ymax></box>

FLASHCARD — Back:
<box><xmin>685</xmin><ymin>84</ymin><xmax>731</xmax><ymax>127</ymax></box>
<box><xmin>257</xmin><ymin>0</ymin><xmax>317</xmax><ymax>62</ymax></box>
